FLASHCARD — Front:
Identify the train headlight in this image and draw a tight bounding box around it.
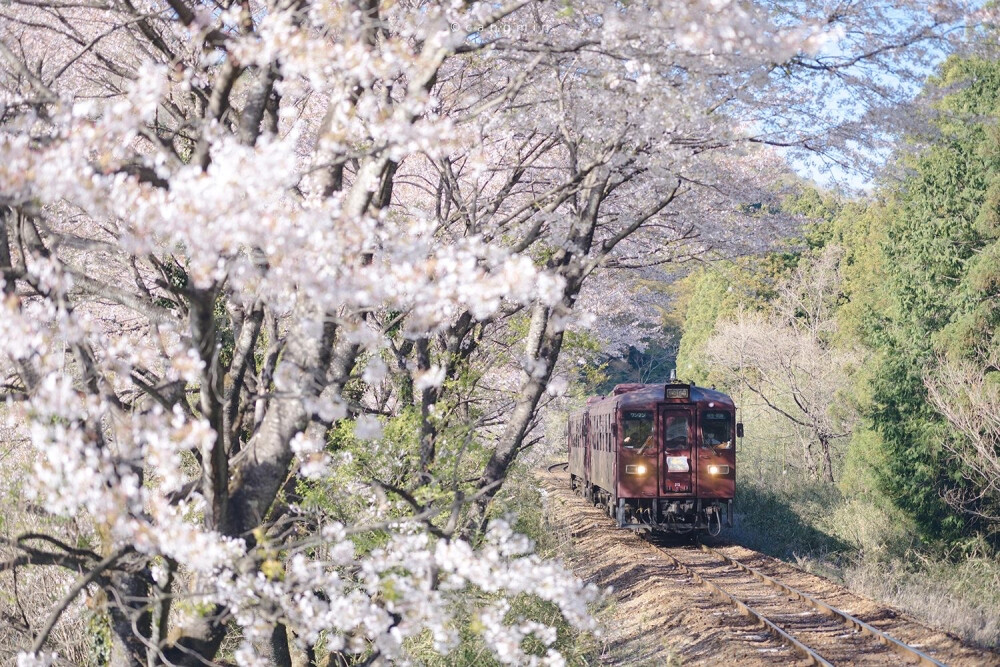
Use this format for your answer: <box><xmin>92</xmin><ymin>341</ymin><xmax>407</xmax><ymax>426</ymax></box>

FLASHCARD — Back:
<box><xmin>708</xmin><ymin>465</ymin><xmax>731</xmax><ymax>475</ymax></box>
<box><xmin>637</xmin><ymin>464</ymin><xmax>647</xmax><ymax>475</ymax></box>
<box><xmin>625</xmin><ymin>464</ymin><xmax>648</xmax><ymax>475</ymax></box>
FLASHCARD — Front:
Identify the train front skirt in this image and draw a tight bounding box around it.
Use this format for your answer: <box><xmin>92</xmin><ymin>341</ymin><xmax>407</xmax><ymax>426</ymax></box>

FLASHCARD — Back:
<box><xmin>615</xmin><ymin>497</ymin><xmax>734</xmax><ymax>535</ymax></box>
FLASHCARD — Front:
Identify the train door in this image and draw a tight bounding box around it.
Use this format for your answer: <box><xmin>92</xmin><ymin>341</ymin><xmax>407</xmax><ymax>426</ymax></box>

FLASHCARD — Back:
<box><xmin>659</xmin><ymin>406</ymin><xmax>693</xmax><ymax>495</ymax></box>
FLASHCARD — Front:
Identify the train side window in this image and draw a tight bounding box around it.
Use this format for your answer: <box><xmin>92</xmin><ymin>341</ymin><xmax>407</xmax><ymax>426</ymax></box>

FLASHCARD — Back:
<box><xmin>663</xmin><ymin>413</ymin><xmax>689</xmax><ymax>450</ymax></box>
<box><xmin>622</xmin><ymin>411</ymin><xmax>654</xmax><ymax>451</ymax></box>
<box><xmin>702</xmin><ymin>411</ymin><xmax>732</xmax><ymax>448</ymax></box>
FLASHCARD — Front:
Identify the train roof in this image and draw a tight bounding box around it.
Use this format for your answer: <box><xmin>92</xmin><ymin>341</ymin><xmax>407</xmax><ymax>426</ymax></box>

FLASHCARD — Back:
<box><xmin>572</xmin><ymin>383</ymin><xmax>735</xmax><ymax>416</ymax></box>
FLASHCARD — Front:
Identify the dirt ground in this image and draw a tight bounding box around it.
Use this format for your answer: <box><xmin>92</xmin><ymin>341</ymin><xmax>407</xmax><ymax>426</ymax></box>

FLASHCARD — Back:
<box><xmin>537</xmin><ymin>467</ymin><xmax>1000</xmax><ymax>666</ymax></box>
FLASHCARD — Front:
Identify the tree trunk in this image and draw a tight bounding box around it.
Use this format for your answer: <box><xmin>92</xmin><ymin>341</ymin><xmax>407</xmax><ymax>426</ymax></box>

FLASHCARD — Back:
<box><xmin>800</xmin><ymin>436</ymin><xmax>818</xmax><ymax>479</ymax></box>
<box><xmin>465</xmin><ymin>303</ymin><xmax>565</xmax><ymax>536</ymax></box>
<box><xmin>818</xmin><ymin>433</ymin><xmax>835</xmax><ymax>483</ymax></box>
<box><xmin>253</xmin><ymin>624</ymin><xmax>293</xmax><ymax>667</ymax></box>
<box><xmin>107</xmin><ymin>570</ymin><xmax>151</xmax><ymax>667</ymax></box>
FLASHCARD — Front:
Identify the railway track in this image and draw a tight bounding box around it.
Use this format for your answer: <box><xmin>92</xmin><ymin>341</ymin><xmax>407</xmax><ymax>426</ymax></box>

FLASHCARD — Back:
<box><xmin>546</xmin><ymin>461</ymin><xmax>569</xmax><ymax>473</ymax></box>
<box><xmin>645</xmin><ymin>536</ymin><xmax>946</xmax><ymax>666</ymax></box>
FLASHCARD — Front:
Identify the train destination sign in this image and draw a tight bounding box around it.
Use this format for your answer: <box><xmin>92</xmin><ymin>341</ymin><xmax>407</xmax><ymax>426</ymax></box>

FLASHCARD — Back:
<box><xmin>664</xmin><ymin>384</ymin><xmax>690</xmax><ymax>399</ymax></box>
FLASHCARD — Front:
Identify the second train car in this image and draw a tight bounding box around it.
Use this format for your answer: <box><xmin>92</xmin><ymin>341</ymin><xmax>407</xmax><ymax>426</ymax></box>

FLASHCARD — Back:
<box><xmin>567</xmin><ymin>380</ymin><xmax>742</xmax><ymax>534</ymax></box>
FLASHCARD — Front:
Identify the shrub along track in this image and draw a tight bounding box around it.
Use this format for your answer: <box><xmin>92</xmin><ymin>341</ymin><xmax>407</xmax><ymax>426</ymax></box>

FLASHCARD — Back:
<box><xmin>538</xmin><ymin>465</ymin><xmax>1000</xmax><ymax>666</ymax></box>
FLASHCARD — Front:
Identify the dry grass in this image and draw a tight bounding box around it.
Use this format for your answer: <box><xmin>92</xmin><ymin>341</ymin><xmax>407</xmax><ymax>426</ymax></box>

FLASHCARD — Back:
<box><xmin>0</xmin><ymin>412</ymin><xmax>96</xmax><ymax>664</ymax></box>
<box><xmin>843</xmin><ymin>555</ymin><xmax>1000</xmax><ymax>649</ymax></box>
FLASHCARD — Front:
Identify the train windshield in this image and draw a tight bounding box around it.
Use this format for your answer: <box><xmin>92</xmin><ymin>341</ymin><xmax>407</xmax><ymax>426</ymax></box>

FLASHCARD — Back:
<box><xmin>702</xmin><ymin>411</ymin><xmax>732</xmax><ymax>448</ymax></box>
<box><xmin>663</xmin><ymin>413</ymin><xmax>689</xmax><ymax>450</ymax></box>
<box><xmin>622</xmin><ymin>411</ymin><xmax>654</xmax><ymax>451</ymax></box>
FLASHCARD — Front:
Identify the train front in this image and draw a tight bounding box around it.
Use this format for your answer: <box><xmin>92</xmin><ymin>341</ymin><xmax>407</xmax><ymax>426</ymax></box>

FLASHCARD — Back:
<box><xmin>616</xmin><ymin>383</ymin><xmax>739</xmax><ymax>534</ymax></box>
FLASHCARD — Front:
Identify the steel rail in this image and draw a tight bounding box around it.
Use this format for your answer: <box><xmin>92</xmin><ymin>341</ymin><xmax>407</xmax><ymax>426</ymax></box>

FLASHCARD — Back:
<box><xmin>652</xmin><ymin>544</ymin><xmax>834</xmax><ymax>666</ymax></box>
<box><xmin>546</xmin><ymin>461</ymin><xmax>569</xmax><ymax>473</ymax></box>
<box><xmin>698</xmin><ymin>544</ymin><xmax>947</xmax><ymax>667</ymax></box>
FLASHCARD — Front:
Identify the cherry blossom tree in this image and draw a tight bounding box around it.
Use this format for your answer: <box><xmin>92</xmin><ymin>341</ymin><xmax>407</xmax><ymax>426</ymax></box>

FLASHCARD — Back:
<box><xmin>0</xmin><ymin>0</ymin><xmax>972</xmax><ymax>664</ymax></box>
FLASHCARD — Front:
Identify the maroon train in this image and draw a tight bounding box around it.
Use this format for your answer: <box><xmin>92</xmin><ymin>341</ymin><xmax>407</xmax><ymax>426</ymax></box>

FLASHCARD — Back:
<box><xmin>567</xmin><ymin>380</ymin><xmax>742</xmax><ymax>534</ymax></box>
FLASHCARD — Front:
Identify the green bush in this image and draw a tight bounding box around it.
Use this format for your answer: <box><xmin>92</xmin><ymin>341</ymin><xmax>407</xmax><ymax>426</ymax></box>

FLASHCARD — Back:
<box><xmin>730</xmin><ymin>479</ymin><xmax>849</xmax><ymax>561</ymax></box>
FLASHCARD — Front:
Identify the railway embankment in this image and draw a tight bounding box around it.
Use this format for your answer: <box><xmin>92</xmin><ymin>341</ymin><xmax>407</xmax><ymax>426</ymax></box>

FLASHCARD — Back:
<box><xmin>537</xmin><ymin>466</ymin><xmax>1000</xmax><ymax>666</ymax></box>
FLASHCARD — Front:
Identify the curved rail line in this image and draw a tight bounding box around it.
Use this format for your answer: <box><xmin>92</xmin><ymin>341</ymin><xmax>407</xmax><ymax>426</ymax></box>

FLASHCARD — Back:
<box><xmin>546</xmin><ymin>461</ymin><xmax>569</xmax><ymax>473</ymax></box>
<box><xmin>647</xmin><ymin>539</ymin><xmax>946</xmax><ymax>667</ymax></box>
<box><xmin>699</xmin><ymin>544</ymin><xmax>945</xmax><ymax>666</ymax></box>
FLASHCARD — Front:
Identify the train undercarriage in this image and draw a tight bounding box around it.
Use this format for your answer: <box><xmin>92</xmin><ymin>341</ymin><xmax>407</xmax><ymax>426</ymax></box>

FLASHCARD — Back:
<box><xmin>574</xmin><ymin>476</ymin><xmax>732</xmax><ymax>535</ymax></box>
